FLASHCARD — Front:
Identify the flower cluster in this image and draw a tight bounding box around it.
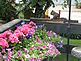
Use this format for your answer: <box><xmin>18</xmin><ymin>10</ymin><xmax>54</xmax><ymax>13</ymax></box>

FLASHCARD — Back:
<box><xmin>10</xmin><ymin>36</ymin><xmax>60</xmax><ymax>61</ymax></box>
<box><xmin>0</xmin><ymin>38</ymin><xmax>9</xmax><ymax>48</ymax></box>
<box><xmin>0</xmin><ymin>21</ymin><xmax>36</xmax><ymax>48</ymax></box>
<box><xmin>0</xmin><ymin>21</ymin><xmax>61</xmax><ymax>61</ymax></box>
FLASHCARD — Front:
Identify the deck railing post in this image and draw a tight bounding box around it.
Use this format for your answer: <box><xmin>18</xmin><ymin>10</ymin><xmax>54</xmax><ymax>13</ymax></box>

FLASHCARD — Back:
<box><xmin>67</xmin><ymin>0</ymin><xmax>72</xmax><ymax>61</ymax></box>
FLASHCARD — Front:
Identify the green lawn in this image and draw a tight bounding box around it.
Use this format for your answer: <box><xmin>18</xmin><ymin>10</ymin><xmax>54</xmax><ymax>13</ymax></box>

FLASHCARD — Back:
<box><xmin>54</xmin><ymin>54</ymin><xmax>78</xmax><ymax>61</ymax></box>
<box><xmin>63</xmin><ymin>38</ymin><xmax>81</xmax><ymax>46</ymax></box>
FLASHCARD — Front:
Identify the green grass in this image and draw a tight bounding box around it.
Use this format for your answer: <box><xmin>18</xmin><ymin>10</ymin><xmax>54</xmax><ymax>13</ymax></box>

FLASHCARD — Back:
<box><xmin>63</xmin><ymin>38</ymin><xmax>81</xmax><ymax>46</ymax></box>
<box><xmin>54</xmin><ymin>53</ymin><xmax>78</xmax><ymax>61</ymax></box>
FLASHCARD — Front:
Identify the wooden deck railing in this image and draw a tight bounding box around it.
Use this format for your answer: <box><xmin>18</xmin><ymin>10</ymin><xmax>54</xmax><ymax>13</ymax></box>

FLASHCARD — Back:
<box><xmin>0</xmin><ymin>18</ymin><xmax>81</xmax><ymax>35</ymax></box>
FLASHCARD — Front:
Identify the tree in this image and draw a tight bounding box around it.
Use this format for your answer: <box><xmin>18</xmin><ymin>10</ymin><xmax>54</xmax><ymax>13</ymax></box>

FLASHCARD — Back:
<box><xmin>16</xmin><ymin>0</ymin><xmax>78</xmax><ymax>18</ymax></box>
<box><xmin>0</xmin><ymin>0</ymin><xmax>17</xmax><ymax>22</ymax></box>
<box><xmin>0</xmin><ymin>0</ymin><xmax>78</xmax><ymax>21</ymax></box>
<box><xmin>18</xmin><ymin>0</ymin><xmax>55</xmax><ymax>18</ymax></box>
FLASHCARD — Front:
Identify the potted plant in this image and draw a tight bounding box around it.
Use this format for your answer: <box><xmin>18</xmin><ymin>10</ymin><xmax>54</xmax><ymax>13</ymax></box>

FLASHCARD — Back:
<box><xmin>0</xmin><ymin>21</ymin><xmax>61</xmax><ymax>61</ymax></box>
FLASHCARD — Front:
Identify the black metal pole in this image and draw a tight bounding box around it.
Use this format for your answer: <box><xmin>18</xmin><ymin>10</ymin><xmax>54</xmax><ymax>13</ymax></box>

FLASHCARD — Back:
<box><xmin>67</xmin><ymin>0</ymin><xmax>71</xmax><ymax>61</ymax></box>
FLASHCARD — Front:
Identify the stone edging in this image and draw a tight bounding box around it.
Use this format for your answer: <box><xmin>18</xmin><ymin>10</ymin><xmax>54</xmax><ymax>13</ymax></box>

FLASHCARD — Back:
<box><xmin>0</xmin><ymin>19</ymin><xmax>21</xmax><ymax>33</ymax></box>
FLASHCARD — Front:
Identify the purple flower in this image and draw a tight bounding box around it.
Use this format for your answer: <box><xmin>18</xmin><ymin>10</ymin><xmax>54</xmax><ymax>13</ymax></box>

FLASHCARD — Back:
<box><xmin>47</xmin><ymin>42</ymin><xmax>60</xmax><ymax>56</ymax></box>
<box><xmin>55</xmin><ymin>49</ymin><xmax>60</xmax><ymax>56</ymax></box>
<box><xmin>42</xmin><ymin>46</ymin><xmax>47</xmax><ymax>49</ymax></box>
<box><xmin>55</xmin><ymin>40</ymin><xmax>63</xmax><ymax>48</ymax></box>
<box><xmin>48</xmin><ymin>49</ymin><xmax>54</xmax><ymax>55</ymax></box>
<box><xmin>21</xmin><ymin>21</ymin><xmax>26</xmax><ymax>25</ymax></box>
<box><xmin>29</xmin><ymin>29</ymin><xmax>35</xmax><ymax>34</ymax></box>
<box><xmin>53</xmin><ymin>32</ymin><xmax>57</xmax><ymax>37</ymax></box>
<box><xmin>17</xmin><ymin>50</ymin><xmax>22</xmax><ymax>56</ymax></box>
<box><xmin>29</xmin><ymin>57</ymin><xmax>35</xmax><ymax>61</ymax></box>
<box><xmin>30</xmin><ymin>47</ymin><xmax>34</xmax><ymax>51</ymax></box>
<box><xmin>29</xmin><ymin>21</ymin><xmax>36</xmax><ymax>27</ymax></box>
<box><xmin>36</xmin><ymin>58</ymin><xmax>41</xmax><ymax>61</ymax></box>
<box><xmin>1</xmin><ymin>48</ymin><xmax>5</xmax><ymax>53</ymax></box>
<box><xmin>47</xmin><ymin>31</ymin><xmax>53</xmax><ymax>37</ymax></box>
<box><xmin>6</xmin><ymin>58</ymin><xmax>10</xmax><ymax>61</ymax></box>
<box><xmin>38</xmin><ymin>46</ymin><xmax>41</xmax><ymax>51</ymax></box>
<box><xmin>6</xmin><ymin>49</ymin><xmax>14</xmax><ymax>61</ymax></box>
<box><xmin>44</xmin><ymin>52</ymin><xmax>48</xmax><ymax>56</ymax></box>
<box><xmin>36</xmin><ymin>36</ymin><xmax>42</xmax><ymax>44</ymax></box>
<box><xmin>26</xmin><ymin>33</ymin><xmax>32</xmax><ymax>39</ymax></box>
<box><xmin>15</xmin><ymin>24</ymin><xmax>20</xmax><ymax>28</ymax></box>
<box><xmin>23</xmin><ymin>48</ymin><xmax>28</xmax><ymax>53</ymax></box>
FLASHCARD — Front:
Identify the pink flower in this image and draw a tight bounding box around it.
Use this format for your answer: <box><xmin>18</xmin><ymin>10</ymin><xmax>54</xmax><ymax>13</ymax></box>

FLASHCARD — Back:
<box><xmin>47</xmin><ymin>31</ymin><xmax>53</xmax><ymax>37</ymax></box>
<box><xmin>6</xmin><ymin>58</ymin><xmax>10</xmax><ymax>61</ymax></box>
<box><xmin>17</xmin><ymin>50</ymin><xmax>22</xmax><ymax>56</ymax></box>
<box><xmin>38</xmin><ymin>46</ymin><xmax>41</xmax><ymax>51</ymax></box>
<box><xmin>16</xmin><ymin>26</ymin><xmax>22</xmax><ymax>30</ymax></box>
<box><xmin>30</xmin><ymin>47</ymin><xmax>34</xmax><ymax>51</ymax></box>
<box><xmin>36</xmin><ymin>58</ymin><xmax>41</xmax><ymax>61</ymax></box>
<box><xmin>2</xmin><ymin>55</ymin><xmax>7</xmax><ymax>60</ymax></box>
<box><xmin>20</xmin><ymin>26</ymin><xmax>30</xmax><ymax>35</ymax></box>
<box><xmin>29</xmin><ymin>28</ymin><xmax>35</xmax><ymax>35</ymax></box>
<box><xmin>29</xmin><ymin>57</ymin><xmax>35</xmax><ymax>61</ymax></box>
<box><xmin>1</xmin><ymin>48</ymin><xmax>5</xmax><ymax>53</ymax></box>
<box><xmin>14</xmin><ymin>29</ymin><xmax>24</xmax><ymax>37</ymax></box>
<box><xmin>55</xmin><ymin>49</ymin><xmax>60</xmax><ymax>56</ymax></box>
<box><xmin>48</xmin><ymin>42</ymin><xmax>60</xmax><ymax>56</ymax></box>
<box><xmin>0</xmin><ymin>38</ymin><xmax>9</xmax><ymax>48</ymax></box>
<box><xmin>9</xmin><ymin>34</ymin><xmax>19</xmax><ymax>43</ymax></box>
<box><xmin>22</xmin><ymin>24</ymin><xmax>29</xmax><ymax>28</ymax></box>
<box><xmin>0</xmin><ymin>30</ymin><xmax>12</xmax><ymax>39</ymax></box>
<box><xmin>6</xmin><ymin>49</ymin><xmax>14</xmax><ymax>61</ymax></box>
<box><xmin>48</xmin><ymin>49</ymin><xmax>54</xmax><ymax>55</ymax></box>
<box><xmin>36</xmin><ymin>36</ymin><xmax>42</xmax><ymax>44</ymax></box>
<box><xmin>26</xmin><ymin>24</ymin><xmax>32</xmax><ymax>28</ymax></box>
<box><xmin>42</xmin><ymin>46</ymin><xmax>47</xmax><ymax>49</ymax></box>
<box><xmin>23</xmin><ymin>48</ymin><xmax>28</xmax><ymax>53</ymax></box>
<box><xmin>29</xmin><ymin>21</ymin><xmax>36</xmax><ymax>27</ymax></box>
<box><xmin>48</xmin><ymin>42</ymin><xmax>56</xmax><ymax>49</ymax></box>
<box><xmin>16</xmin><ymin>25</ymin><xmax>29</xmax><ymax>35</ymax></box>
<box><xmin>0</xmin><ymin>34</ymin><xmax>2</xmax><ymax>38</ymax></box>
<box><xmin>15</xmin><ymin>22</ymin><xmax>36</xmax><ymax>35</ymax></box>
<box><xmin>53</xmin><ymin>32</ymin><xmax>57</xmax><ymax>37</ymax></box>
<box><xmin>44</xmin><ymin>52</ymin><xmax>48</xmax><ymax>56</ymax></box>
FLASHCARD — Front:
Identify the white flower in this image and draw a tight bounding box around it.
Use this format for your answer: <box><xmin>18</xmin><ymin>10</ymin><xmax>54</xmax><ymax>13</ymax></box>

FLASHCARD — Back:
<box><xmin>24</xmin><ymin>54</ymin><xmax>30</xmax><ymax>58</ymax></box>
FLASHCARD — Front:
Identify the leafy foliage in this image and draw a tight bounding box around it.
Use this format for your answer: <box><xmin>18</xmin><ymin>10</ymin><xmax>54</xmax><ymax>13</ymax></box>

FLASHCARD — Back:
<box><xmin>0</xmin><ymin>0</ymin><xmax>17</xmax><ymax>22</ymax></box>
<box><xmin>0</xmin><ymin>0</ymin><xmax>55</xmax><ymax>21</ymax></box>
<box><xmin>0</xmin><ymin>0</ymin><xmax>78</xmax><ymax>21</ymax></box>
